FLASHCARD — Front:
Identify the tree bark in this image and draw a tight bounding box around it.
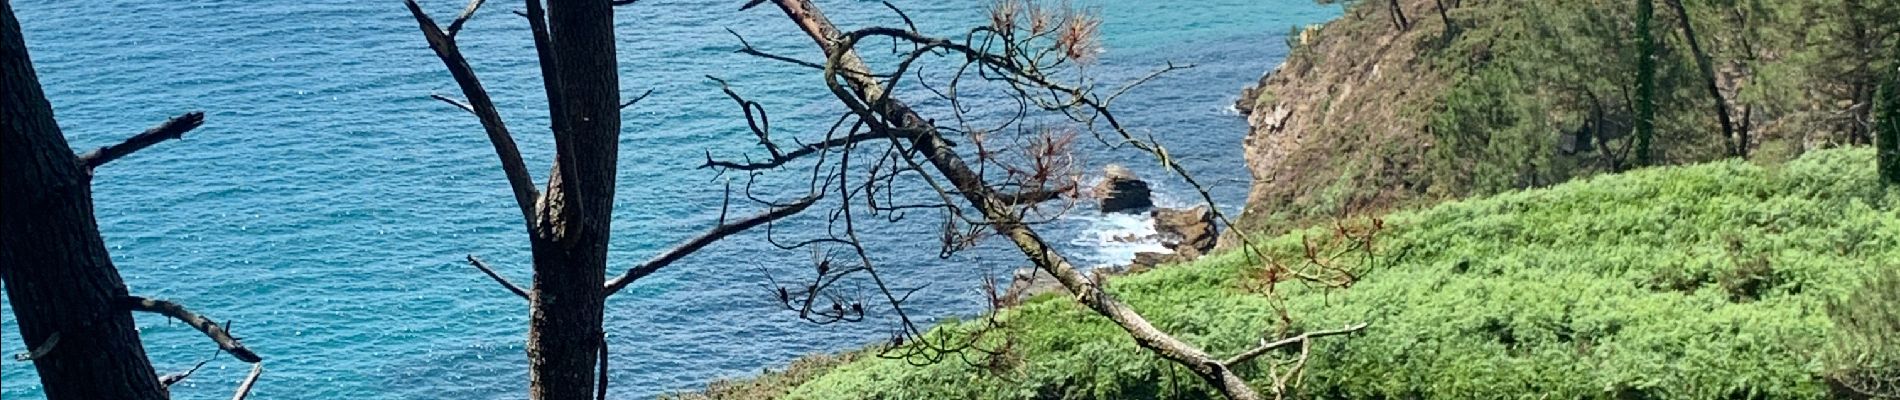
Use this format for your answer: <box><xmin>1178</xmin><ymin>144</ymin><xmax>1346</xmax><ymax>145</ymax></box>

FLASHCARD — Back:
<box><xmin>1634</xmin><ymin>0</ymin><xmax>1659</xmax><ymax>165</ymax></box>
<box><xmin>0</xmin><ymin>1</ymin><xmax>167</xmax><ymax>398</ymax></box>
<box><xmin>524</xmin><ymin>1</ymin><xmax>619</xmax><ymax>399</ymax></box>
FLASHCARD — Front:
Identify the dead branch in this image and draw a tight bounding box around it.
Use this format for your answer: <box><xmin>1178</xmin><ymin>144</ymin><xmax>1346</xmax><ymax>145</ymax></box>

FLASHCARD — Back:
<box><xmin>596</xmin><ymin>333</ymin><xmax>609</xmax><ymax>400</ymax></box>
<box><xmin>431</xmin><ymin>94</ymin><xmax>476</xmax><ymax>114</ymax></box>
<box><xmin>467</xmin><ymin>254</ymin><xmax>530</xmax><ymax>299</ymax></box>
<box><xmin>11</xmin><ymin>332</ymin><xmax>58</xmax><ymax>361</ymax></box>
<box><xmin>404</xmin><ymin>0</ymin><xmax>540</xmax><ymax>227</ymax></box>
<box><xmin>77</xmin><ymin>111</ymin><xmax>205</xmax><ymax>170</ymax></box>
<box><xmin>120</xmin><ymin>296</ymin><xmax>262</xmax><ymax>363</ymax></box>
<box><xmin>620</xmin><ymin>88</ymin><xmax>654</xmax><ymax>110</ymax></box>
<box><xmin>157</xmin><ymin>355</ymin><xmax>213</xmax><ymax>389</ymax></box>
<box><xmin>1222</xmin><ymin>322</ymin><xmax>1368</xmax><ymax>366</ymax></box>
<box><xmin>517</xmin><ymin>0</ymin><xmax>587</xmax><ymax>230</ymax></box>
<box><xmin>701</xmin><ymin>131</ymin><xmax>896</xmax><ymax>171</ymax></box>
<box><xmin>444</xmin><ymin>0</ymin><xmax>487</xmax><ymax>38</ymax></box>
<box><xmin>989</xmin><ymin>183</ymin><xmax>1074</xmax><ymax>206</ymax></box>
<box><xmin>229</xmin><ymin>363</ymin><xmax>262</xmax><ymax>400</ymax></box>
<box><xmin>603</xmin><ymin>196</ymin><xmax>821</xmax><ymax>296</ymax></box>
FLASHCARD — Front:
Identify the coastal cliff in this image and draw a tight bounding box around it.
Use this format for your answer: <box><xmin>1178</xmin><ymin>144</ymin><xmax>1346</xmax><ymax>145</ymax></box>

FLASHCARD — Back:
<box><xmin>1232</xmin><ymin>0</ymin><xmax>1898</xmax><ymax>236</ymax></box>
<box><xmin>1231</xmin><ymin>0</ymin><xmax>1443</xmax><ymax>236</ymax></box>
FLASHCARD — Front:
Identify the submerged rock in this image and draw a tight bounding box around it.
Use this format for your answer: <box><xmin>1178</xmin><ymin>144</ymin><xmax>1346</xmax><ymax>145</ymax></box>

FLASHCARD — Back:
<box><xmin>1092</xmin><ymin>164</ymin><xmax>1153</xmax><ymax>214</ymax></box>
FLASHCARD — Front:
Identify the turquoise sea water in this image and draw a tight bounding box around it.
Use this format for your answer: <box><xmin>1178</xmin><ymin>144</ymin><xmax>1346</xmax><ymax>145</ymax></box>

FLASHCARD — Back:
<box><xmin>0</xmin><ymin>1</ymin><xmax>1337</xmax><ymax>398</ymax></box>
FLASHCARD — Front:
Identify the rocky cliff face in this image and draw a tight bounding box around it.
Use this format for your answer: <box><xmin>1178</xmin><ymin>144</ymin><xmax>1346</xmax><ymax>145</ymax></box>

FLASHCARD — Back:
<box><xmin>1230</xmin><ymin>0</ymin><xmax>1898</xmax><ymax>241</ymax></box>
<box><xmin>1229</xmin><ymin>0</ymin><xmax>1448</xmax><ymax>239</ymax></box>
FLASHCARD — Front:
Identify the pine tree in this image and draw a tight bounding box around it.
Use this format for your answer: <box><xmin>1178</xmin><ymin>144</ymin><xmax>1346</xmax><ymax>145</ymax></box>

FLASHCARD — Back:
<box><xmin>1876</xmin><ymin>43</ymin><xmax>1900</xmax><ymax>184</ymax></box>
<box><xmin>1634</xmin><ymin>0</ymin><xmax>1659</xmax><ymax>165</ymax></box>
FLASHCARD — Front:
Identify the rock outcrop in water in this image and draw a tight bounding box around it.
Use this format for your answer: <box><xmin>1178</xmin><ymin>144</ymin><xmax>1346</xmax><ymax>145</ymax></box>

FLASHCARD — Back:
<box><xmin>1092</xmin><ymin>164</ymin><xmax>1153</xmax><ymax>214</ymax></box>
<box><xmin>1125</xmin><ymin>205</ymin><xmax>1219</xmax><ymax>272</ymax></box>
<box><xmin>1153</xmin><ymin>205</ymin><xmax>1216</xmax><ymax>258</ymax></box>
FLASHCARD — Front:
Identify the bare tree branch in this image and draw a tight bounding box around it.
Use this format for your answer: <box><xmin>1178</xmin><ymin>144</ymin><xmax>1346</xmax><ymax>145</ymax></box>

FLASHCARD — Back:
<box><xmin>1222</xmin><ymin>322</ymin><xmax>1368</xmax><ymax>366</ymax></box>
<box><xmin>988</xmin><ymin>182</ymin><xmax>1075</xmax><ymax>206</ymax></box>
<box><xmin>404</xmin><ymin>0</ymin><xmax>541</xmax><ymax>228</ymax></box>
<box><xmin>120</xmin><ymin>296</ymin><xmax>262</xmax><ymax>363</ymax></box>
<box><xmin>77</xmin><ymin>111</ymin><xmax>205</xmax><ymax>170</ymax></box>
<box><xmin>518</xmin><ymin>0</ymin><xmax>588</xmax><ymax>232</ymax></box>
<box><xmin>11</xmin><ymin>332</ymin><xmax>58</xmax><ymax>361</ymax></box>
<box><xmin>229</xmin><ymin>363</ymin><xmax>262</xmax><ymax>400</ymax></box>
<box><xmin>445</xmin><ymin>0</ymin><xmax>488</xmax><ymax>38</ymax></box>
<box><xmin>619</xmin><ymin>88</ymin><xmax>654</xmax><ymax>110</ymax></box>
<box><xmin>431</xmin><ymin>94</ymin><xmax>476</xmax><ymax>114</ymax></box>
<box><xmin>466</xmin><ymin>254</ymin><xmax>530</xmax><ymax>299</ymax></box>
<box><xmin>595</xmin><ymin>333</ymin><xmax>609</xmax><ymax>400</ymax></box>
<box><xmin>158</xmin><ymin>355</ymin><xmax>213</xmax><ymax>389</ymax></box>
<box><xmin>603</xmin><ymin>196</ymin><xmax>820</xmax><ymax>296</ymax></box>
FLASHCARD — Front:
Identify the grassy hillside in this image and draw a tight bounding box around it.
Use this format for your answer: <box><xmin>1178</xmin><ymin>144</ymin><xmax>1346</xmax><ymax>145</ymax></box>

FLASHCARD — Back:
<box><xmin>1234</xmin><ymin>0</ymin><xmax>1900</xmax><ymax>235</ymax></box>
<box><xmin>685</xmin><ymin>148</ymin><xmax>1899</xmax><ymax>399</ymax></box>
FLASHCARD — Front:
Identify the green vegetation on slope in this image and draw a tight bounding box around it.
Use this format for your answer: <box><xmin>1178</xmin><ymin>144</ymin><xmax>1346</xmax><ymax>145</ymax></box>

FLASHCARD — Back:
<box><xmin>1236</xmin><ymin>0</ymin><xmax>1900</xmax><ymax>234</ymax></box>
<box><xmin>743</xmin><ymin>148</ymin><xmax>1898</xmax><ymax>399</ymax></box>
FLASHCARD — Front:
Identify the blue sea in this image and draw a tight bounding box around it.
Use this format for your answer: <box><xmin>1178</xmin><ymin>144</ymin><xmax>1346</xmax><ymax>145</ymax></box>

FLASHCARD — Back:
<box><xmin>0</xmin><ymin>1</ymin><xmax>1337</xmax><ymax>398</ymax></box>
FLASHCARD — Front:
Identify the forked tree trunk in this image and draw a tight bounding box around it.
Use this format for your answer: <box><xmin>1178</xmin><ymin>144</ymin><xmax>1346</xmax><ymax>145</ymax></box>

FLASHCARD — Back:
<box><xmin>524</xmin><ymin>0</ymin><xmax>620</xmax><ymax>399</ymax></box>
<box><xmin>0</xmin><ymin>1</ymin><xmax>167</xmax><ymax>398</ymax></box>
<box><xmin>404</xmin><ymin>0</ymin><xmax>621</xmax><ymax>397</ymax></box>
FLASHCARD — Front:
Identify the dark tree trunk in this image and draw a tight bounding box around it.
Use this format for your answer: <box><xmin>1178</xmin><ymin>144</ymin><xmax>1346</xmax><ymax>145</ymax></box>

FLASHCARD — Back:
<box><xmin>524</xmin><ymin>0</ymin><xmax>619</xmax><ymax>399</ymax></box>
<box><xmin>1877</xmin><ymin>41</ymin><xmax>1900</xmax><ymax>185</ymax></box>
<box><xmin>1433</xmin><ymin>0</ymin><xmax>1454</xmax><ymax>31</ymax></box>
<box><xmin>1634</xmin><ymin>0</ymin><xmax>1659</xmax><ymax>165</ymax></box>
<box><xmin>1387</xmin><ymin>0</ymin><xmax>1411</xmax><ymax>31</ymax></box>
<box><xmin>0</xmin><ymin>1</ymin><xmax>167</xmax><ymax>399</ymax></box>
<box><xmin>1843</xmin><ymin>0</ymin><xmax>1874</xmax><ymax>145</ymax></box>
<box><xmin>1667</xmin><ymin>0</ymin><xmax>1739</xmax><ymax>157</ymax></box>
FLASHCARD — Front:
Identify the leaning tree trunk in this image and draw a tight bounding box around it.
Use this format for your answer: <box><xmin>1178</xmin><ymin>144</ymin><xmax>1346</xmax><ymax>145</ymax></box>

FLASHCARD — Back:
<box><xmin>0</xmin><ymin>1</ymin><xmax>167</xmax><ymax>399</ymax></box>
<box><xmin>1666</xmin><ymin>0</ymin><xmax>1739</xmax><ymax>158</ymax></box>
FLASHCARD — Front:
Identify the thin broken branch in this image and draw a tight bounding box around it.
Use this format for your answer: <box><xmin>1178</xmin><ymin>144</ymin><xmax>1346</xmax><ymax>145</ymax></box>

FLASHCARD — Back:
<box><xmin>466</xmin><ymin>254</ymin><xmax>530</xmax><ymax>299</ymax></box>
<box><xmin>702</xmin><ymin>131</ymin><xmax>898</xmax><ymax>171</ymax></box>
<box><xmin>620</xmin><ymin>88</ymin><xmax>654</xmax><ymax>110</ymax></box>
<box><xmin>444</xmin><ymin>0</ymin><xmax>487</xmax><ymax>38</ymax></box>
<box><xmin>603</xmin><ymin>196</ymin><xmax>820</xmax><ymax>296</ymax></box>
<box><xmin>158</xmin><ymin>355</ymin><xmax>213</xmax><ymax>389</ymax></box>
<box><xmin>77</xmin><ymin>111</ymin><xmax>205</xmax><ymax>170</ymax></box>
<box><xmin>11</xmin><ymin>332</ymin><xmax>58</xmax><ymax>361</ymax></box>
<box><xmin>1223</xmin><ymin>322</ymin><xmax>1368</xmax><ymax>366</ymax></box>
<box><xmin>229</xmin><ymin>363</ymin><xmax>263</xmax><ymax>400</ymax></box>
<box><xmin>121</xmin><ymin>296</ymin><xmax>262</xmax><ymax>363</ymax></box>
<box><xmin>431</xmin><ymin>94</ymin><xmax>476</xmax><ymax>114</ymax></box>
<box><xmin>596</xmin><ymin>333</ymin><xmax>609</xmax><ymax>400</ymax></box>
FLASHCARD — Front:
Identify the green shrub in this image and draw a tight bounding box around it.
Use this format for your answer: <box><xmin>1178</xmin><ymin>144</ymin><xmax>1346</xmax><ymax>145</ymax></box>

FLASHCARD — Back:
<box><xmin>771</xmin><ymin>148</ymin><xmax>1899</xmax><ymax>400</ymax></box>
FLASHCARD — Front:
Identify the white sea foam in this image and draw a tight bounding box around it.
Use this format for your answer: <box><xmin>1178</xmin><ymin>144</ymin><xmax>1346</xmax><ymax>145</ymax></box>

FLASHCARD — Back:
<box><xmin>1067</xmin><ymin>212</ymin><xmax>1172</xmax><ymax>268</ymax></box>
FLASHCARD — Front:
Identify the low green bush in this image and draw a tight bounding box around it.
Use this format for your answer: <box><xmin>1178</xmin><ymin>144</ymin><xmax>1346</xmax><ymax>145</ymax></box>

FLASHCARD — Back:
<box><xmin>771</xmin><ymin>148</ymin><xmax>1898</xmax><ymax>399</ymax></box>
